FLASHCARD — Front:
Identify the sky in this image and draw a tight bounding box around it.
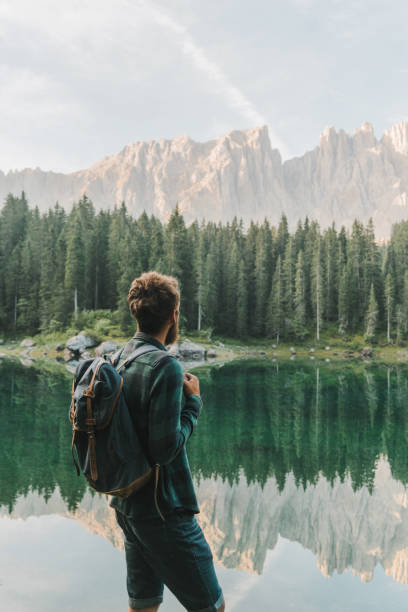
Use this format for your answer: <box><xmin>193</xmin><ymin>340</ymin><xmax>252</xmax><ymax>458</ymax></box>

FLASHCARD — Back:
<box><xmin>1</xmin><ymin>0</ymin><xmax>408</xmax><ymax>172</ymax></box>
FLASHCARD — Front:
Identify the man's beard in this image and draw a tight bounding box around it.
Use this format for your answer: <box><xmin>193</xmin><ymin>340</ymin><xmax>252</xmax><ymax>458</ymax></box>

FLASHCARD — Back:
<box><xmin>165</xmin><ymin>319</ymin><xmax>179</xmax><ymax>345</ymax></box>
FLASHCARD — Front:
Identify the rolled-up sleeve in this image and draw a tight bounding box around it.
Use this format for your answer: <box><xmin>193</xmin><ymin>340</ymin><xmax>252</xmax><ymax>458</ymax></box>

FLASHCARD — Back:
<box><xmin>148</xmin><ymin>358</ymin><xmax>202</xmax><ymax>465</ymax></box>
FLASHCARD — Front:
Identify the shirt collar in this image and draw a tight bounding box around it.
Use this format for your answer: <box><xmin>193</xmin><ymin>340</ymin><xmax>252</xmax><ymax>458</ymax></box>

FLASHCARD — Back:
<box><xmin>132</xmin><ymin>330</ymin><xmax>167</xmax><ymax>351</ymax></box>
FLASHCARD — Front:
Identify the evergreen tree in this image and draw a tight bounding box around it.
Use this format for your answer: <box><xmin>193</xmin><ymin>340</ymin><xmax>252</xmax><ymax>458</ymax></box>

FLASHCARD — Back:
<box><xmin>396</xmin><ymin>305</ymin><xmax>404</xmax><ymax>346</ymax></box>
<box><xmin>347</xmin><ymin>220</ymin><xmax>364</xmax><ymax>330</ymax></box>
<box><xmin>89</xmin><ymin>210</ymin><xmax>111</xmax><ymax>310</ymax></box>
<box><xmin>224</xmin><ymin>238</ymin><xmax>241</xmax><ymax>336</ymax></box>
<box><xmin>116</xmin><ymin>219</ymin><xmax>142</xmax><ymax>333</ymax></box>
<box><xmin>338</xmin><ymin>256</ymin><xmax>348</xmax><ymax>336</ymax></box>
<box><xmin>0</xmin><ymin>193</ymin><xmax>29</xmax><ymax>331</ymax></box>
<box><xmin>276</xmin><ymin>214</ymin><xmax>289</xmax><ymax>257</ymax></box>
<box><xmin>282</xmin><ymin>236</ymin><xmax>295</xmax><ymax>315</ymax></box>
<box><xmin>202</xmin><ymin>245</ymin><xmax>219</xmax><ymax>332</ymax></box>
<box><xmin>149</xmin><ymin>215</ymin><xmax>165</xmax><ymax>271</ymax></box>
<box><xmin>164</xmin><ymin>205</ymin><xmax>196</xmax><ymax>329</ymax></box>
<box><xmin>267</xmin><ymin>255</ymin><xmax>284</xmax><ymax>343</ymax></box>
<box><xmin>294</xmin><ymin>250</ymin><xmax>307</xmax><ymax>339</ymax></box>
<box><xmin>323</xmin><ymin>224</ymin><xmax>338</xmax><ymax>322</ymax></box>
<box><xmin>4</xmin><ymin>190</ymin><xmax>408</xmax><ymax>346</ymax></box>
<box><xmin>311</xmin><ymin>234</ymin><xmax>324</xmax><ymax>342</ymax></box>
<box><xmin>243</xmin><ymin>221</ymin><xmax>258</xmax><ymax>336</ymax></box>
<box><xmin>107</xmin><ymin>202</ymin><xmax>129</xmax><ymax>308</ymax></box>
<box><xmin>384</xmin><ymin>273</ymin><xmax>394</xmax><ymax>343</ymax></box>
<box><xmin>64</xmin><ymin>213</ymin><xmax>85</xmax><ymax>320</ymax></box>
<box><xmin>194</xmin><ymin>228</ymin><xmax>207</xmax><ymax>331</ymax></box>
<box><xmin>402</xmin><ymin>270</ymin><xmax>408</xmax><ymax>334</ymax></box>
<box><xmin>236</xmin><ymin>256</ymin><xmax>249</xmax><ymax>338</ymax></box>
<box><xmin>253</xmin><ymin>220</ymin><xmax>273</xmax><ymax>336</ymax></box>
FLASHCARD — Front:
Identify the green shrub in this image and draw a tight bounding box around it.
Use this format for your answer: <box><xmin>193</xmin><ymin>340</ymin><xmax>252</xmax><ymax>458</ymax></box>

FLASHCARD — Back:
<box><xmin>350</xmin><ymin>335</ymin><xmax>364</xmax><ymax>350</ymax></box>
<box><xmin>94</xmin><ymin>318</ymin><xmax>111</xmax><ymax>335</ymax></box>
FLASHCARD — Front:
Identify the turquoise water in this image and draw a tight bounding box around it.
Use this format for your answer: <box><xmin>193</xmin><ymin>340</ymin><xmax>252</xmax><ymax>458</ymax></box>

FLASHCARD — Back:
<box><xmin>1</xmin><ymin>358</ymin><xmax>408</xmax><ymax>610</ymax></box>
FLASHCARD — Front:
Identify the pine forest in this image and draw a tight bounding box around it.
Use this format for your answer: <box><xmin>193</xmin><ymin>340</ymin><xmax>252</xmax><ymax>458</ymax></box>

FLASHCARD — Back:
<box><xmin>1</xmin><ymin>191</ymin><xmax>408</xmax><ymax>345</ymax></box>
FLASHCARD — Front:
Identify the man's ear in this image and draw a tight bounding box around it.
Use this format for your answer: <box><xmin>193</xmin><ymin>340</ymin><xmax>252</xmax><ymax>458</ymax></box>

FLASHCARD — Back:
<box><xmin>169</xmin><ymin>309</ymin><xmax>177</xmax><ymax>326</ymax></box>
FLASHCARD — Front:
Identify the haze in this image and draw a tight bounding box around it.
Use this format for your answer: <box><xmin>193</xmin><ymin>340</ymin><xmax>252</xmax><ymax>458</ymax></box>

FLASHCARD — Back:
<box><xmin>1</xmin><ymin>0</ymin><xmax>407</xmax><ymax>172</ymax></box>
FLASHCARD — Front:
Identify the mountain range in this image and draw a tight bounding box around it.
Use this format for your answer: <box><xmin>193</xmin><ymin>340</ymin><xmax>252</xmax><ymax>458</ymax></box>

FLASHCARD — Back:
<box><xmin>3</xmin><ymin>121</ymin><xmax>408</xmax><ymax>238</ymax></box>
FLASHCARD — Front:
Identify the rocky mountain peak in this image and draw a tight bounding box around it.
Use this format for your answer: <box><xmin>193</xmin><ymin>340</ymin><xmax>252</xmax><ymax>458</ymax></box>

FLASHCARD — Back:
<box><xmin>383</xmin><ymin>120</ymin><xmax>408</xmax><ymax>155</ymax></box>
<box><xmin>2</xmin><ymin>121</ymin><xmax>408</xmax><ymax>237</ymax></box>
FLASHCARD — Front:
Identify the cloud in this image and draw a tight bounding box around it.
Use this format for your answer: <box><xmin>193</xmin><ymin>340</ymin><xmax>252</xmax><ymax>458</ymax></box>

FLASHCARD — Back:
<box><xmin>133</xmin><ymin>0</ymin><xmax>287</xmax><ymax>152</ymax></box>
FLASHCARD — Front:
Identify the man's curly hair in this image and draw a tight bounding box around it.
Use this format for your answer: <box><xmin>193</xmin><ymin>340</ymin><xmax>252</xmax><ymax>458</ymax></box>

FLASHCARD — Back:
<box><xmin>128</xmin><ymin>271</ymin><xmax>180</xmax><ymax>334</ymax></box>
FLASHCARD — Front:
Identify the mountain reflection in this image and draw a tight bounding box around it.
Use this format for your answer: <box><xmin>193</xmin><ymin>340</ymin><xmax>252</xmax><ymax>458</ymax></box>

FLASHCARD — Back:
<box><xmin>2</xmin><ymin>358</ymin><xmax>408</xmax><ymax>583</ymax></box>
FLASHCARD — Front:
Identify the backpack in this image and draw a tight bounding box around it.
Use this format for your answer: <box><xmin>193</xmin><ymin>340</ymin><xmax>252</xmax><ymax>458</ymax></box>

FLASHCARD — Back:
<box><xmin>69</xmin><ymin>343</ymin><xmax>170</xmax><ymax>516</ymax></box>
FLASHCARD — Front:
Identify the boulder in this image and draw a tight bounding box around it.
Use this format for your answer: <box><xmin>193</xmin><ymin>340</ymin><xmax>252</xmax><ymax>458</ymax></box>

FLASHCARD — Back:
<box><xmin>360</xmin><ymin>346</ymin><xmax>373</xmax><ymax>358</ymax></box>
<box><xmin>95</xmin><ymin>340</ymin><xmax>118</xmax><ymax>357</ymax></box>
<box><xmin>309</xmin><ymin>348</ymin><xmax>315</xmax><ymax>353</ymax></box>
<box><xmin>19</xmin><ymin>357</ymin><xmax>34</xmax><ymax>367</ymax></box>
<box><xmin>66</xmin><ymin>333</ymin><xmax>97</xmax><ymax>353</ymax></box>
<box><xmin>63</xmin><ymin>348</ymin><xmax>76</xmax><ymax>362</ymax></box>
<box><xmin>166</xmin><ymin>344</ymin><xmax>181</xmax><ymax>359</ymax></box>
<box><xmin>206</xmin><ymin>349</ymin><xmax>217</xmax><ymax>358</ymax></box>
<box><xmin>55</xmin><ymin>343</ymin><xmax>65</xmax><ymax>352</ymax></box>
<box><xmin>0</xmin><ymin>338</ymin><xmax>4</xmax><ymax>344</ymax></box>
<box><xmin>65</xmin><ymin>360</ymin><xmax>79</xmax><ymax>374</ymax></box>
<box><xmin>325</xmin><ymin>346</ymin><xmax>331</xmax><ymax>351</ymax></box>
<box><xmin>290</xmin><ymin>347</ymin><xmax>296</xmax><ymax>354</ymax></box>
<box><xmin>20</xmin><ymin>337</ymin><xmax>35</xmax><ymax>347</ymax></box>
<box><xmin>271</xmin><ymin>344</ymin><xmax>277</xmax><ymax>349</ymax></box>
<box><xmin>179</xmin><ymin>340</ymin><xmax>206</xmax><ymax>361</ymax></box>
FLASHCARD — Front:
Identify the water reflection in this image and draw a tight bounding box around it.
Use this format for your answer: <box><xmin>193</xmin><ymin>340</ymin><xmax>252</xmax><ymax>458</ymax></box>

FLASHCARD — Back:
<box><xmin>1</xmin><ymin>359</ymin><xmax>408</xmax><ymax>585</ymax></box>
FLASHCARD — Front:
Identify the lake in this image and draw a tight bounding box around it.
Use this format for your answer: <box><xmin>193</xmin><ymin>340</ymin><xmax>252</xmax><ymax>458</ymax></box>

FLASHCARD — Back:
<box><xmin>1</xmin><ymin>357</ymin><xmax>408</xmax><ymax>611</ymax></box>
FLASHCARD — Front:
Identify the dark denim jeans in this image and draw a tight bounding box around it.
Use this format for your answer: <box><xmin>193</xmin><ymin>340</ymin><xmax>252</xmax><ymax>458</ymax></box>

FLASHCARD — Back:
<box><xmin>115</xmin><ymin>509</ymin><xmax>224</xmax><ymax>611</ymax></box>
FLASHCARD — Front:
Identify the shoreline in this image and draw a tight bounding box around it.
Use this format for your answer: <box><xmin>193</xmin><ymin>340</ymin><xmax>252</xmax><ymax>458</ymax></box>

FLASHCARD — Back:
<box><xmin>1</xmin><ymin>331</ymin><xmax>408</xmax><ymax>371</ymax></box>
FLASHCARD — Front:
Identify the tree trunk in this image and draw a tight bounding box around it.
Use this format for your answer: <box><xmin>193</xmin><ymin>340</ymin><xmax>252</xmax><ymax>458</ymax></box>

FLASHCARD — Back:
<box><xmin>74</xmin><ymin>287</ymin><xmax>78</xmax><ymax>319</ymax></box>
<box><xmin>197</xmin><ymin>294</ymin><xmax>201</xmax><ymax>331</ymax></box>
<box><xmin>316</xmin><ymin>260</ymin><xmax>320</xmax><ymax>342</ymax></box>
<box><xmin>94</xmin><ymin>264</ymin><xmax>99</xmax><ymax>309</ymax></box>
<box><xmin>14</xmin><ymin>293</ymin><xmax>17</xmax><ymax>329</ymax></box>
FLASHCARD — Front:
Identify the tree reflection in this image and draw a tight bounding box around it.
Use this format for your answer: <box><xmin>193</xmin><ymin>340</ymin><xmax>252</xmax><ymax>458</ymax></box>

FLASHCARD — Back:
<box><xmin>1</xmin><ymin>358</ymin><xmax>408</xmax><ymax>512</ymax></box>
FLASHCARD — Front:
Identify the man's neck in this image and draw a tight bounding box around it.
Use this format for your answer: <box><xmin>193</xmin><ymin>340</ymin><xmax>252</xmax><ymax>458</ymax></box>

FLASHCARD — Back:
<box><xmin>137</xmin><ymin>327</ymin><xmax>168</xmax><ymax>347</ymax></box>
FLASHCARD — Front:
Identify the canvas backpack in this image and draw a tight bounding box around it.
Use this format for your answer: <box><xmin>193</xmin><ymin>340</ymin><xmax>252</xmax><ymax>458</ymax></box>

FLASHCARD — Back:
<box><xmin>69</xmin><ymin>343</ymin><xmax>170</xmax><ymax>517</ymax></box>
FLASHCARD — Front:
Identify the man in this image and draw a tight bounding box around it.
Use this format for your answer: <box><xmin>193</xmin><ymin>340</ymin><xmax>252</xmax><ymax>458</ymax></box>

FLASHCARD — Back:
<box><xmin>111</xmin><ymin>270</ymin><xmax>225</xmax><ymax>612</ymax></box>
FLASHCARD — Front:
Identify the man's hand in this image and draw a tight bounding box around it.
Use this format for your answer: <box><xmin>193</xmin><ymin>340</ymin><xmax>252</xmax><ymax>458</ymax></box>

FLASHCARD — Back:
<box><xmin>183</xmin><ymin>372</ymin><xmax>200</xmax><ymax>397</ymax></box>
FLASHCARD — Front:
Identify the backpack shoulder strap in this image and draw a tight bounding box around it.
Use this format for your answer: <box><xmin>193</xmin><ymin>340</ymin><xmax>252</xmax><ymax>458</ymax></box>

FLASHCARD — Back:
<box><xmin>111</xmin><ymin>347</ymin><xmax>124</xmax><ymax>368</ymax></box>
<box><xmin>115</xmin><ymin>343</ymin><xmax>168</xmax><ymax>372</ymax></box>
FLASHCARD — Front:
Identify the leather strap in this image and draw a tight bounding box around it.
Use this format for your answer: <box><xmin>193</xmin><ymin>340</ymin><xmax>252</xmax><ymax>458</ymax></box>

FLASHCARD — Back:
<box><xmin>83</xmin><ymin>359</ymin><xmax>105</xmax><ymax>482</ymax></box>
<box><xmin>71</xmin><ymin>430</ymin><xmax>80</xmax><ymax>476</ymax></box>
<box><xmin>154</xmin><ymin>464</ymin><xmax>165</xmax><ymax>521</ymax></box>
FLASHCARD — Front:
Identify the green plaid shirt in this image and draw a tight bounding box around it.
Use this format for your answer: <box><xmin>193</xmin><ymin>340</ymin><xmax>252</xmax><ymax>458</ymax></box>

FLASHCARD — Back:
<box><xmin>109</xmin><ymin>331</ymin><xmax>202</xmax><ymax>519</ymax></box>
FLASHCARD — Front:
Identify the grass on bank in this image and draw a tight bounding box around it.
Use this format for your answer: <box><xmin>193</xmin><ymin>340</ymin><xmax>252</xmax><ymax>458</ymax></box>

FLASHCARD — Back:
<box><xmin>1</xmin><ymin>311</ymin><xmax>408</xmax><ymax>365</ymax></box>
